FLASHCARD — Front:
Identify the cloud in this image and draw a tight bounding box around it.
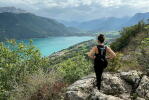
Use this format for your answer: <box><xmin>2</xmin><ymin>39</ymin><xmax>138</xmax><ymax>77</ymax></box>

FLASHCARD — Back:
<box><xmin>27</xmin><ymin>0</ymin><xmax>149</xmax><ymax>9</ymax></box>
<box><xmin>0</xmin><ymin>0</ymin><xmax>149</xmax><ymax>8</ymax></box>
<box><xmin>0</xmin><ymin>0</ymin><xmax>149</xmax><ymax>21</ymax></box>
<box><xmin>1</xmin><ymin>0</ymin><xmax>149</xmax><ymax>8</ymax></box>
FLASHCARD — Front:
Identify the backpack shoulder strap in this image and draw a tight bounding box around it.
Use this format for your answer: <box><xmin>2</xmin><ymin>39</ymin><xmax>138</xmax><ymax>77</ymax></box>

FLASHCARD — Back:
<box><xmin>96</xmin><ymin>45</ymin><xmax>106</xmax><ymax>56</ymax></box>
<box><xmin>96</xmin><ymin>45</ymin><xmax>101</xmax><ymax>54</ymax></box>
<box><xmin>104</xmin><ymin>45</ymin><xmax>107</xmax><ymax>55</ymax></box>
<box><xmin>104</xmin><ymin>45</ymin><xmax>107</xmax><ymax>51</ymax></box>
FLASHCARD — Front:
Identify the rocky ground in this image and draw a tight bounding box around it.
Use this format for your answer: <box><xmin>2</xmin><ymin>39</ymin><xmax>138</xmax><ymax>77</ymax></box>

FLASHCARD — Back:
<box><xmin>65</xmin><ymin>70</ymin><xmax>149</xmax><ymax>100</ymax></box>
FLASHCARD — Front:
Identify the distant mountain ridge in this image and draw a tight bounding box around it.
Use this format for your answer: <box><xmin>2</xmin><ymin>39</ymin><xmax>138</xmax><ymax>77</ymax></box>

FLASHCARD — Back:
<box><xmin>124</xmin><ymin>12</ymin><xmax>149</xmax><ymax>26</ymax></box>
<box><xmin>62</xmin><ymin>12</ymin><xmax>149</xmax><ymax>32</ymax></box>
<box><xmin>0</xmin><ymin>7</ymin><xmax>77</xmax><ymax>41</ymax></box>
<box><xmin>1</xmin><ymin>7</ymin><xmax>149</xmax><ymax>41</ymax></box>
<box><xmin>78</xmin><ymin>17</ymin><xmax>130</xmax><ymax>32</ymax></box>
<box><xmin>0</xmin><ymin>7</ymin><xmax>27</xmax><ymax>14</ymax></box>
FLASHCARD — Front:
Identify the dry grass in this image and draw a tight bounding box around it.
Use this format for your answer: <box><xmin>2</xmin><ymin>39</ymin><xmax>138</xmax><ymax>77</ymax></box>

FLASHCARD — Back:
<box><xmin>9</xmin><ymin>69</ymin><xmax>68</xmax><ymax>100</ymax></box>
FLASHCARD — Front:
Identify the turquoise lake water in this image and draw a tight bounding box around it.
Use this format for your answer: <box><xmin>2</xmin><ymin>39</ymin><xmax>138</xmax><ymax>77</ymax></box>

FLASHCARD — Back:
<box><xmin>18</xmin><ymin>36</ymin><xmax>94</xmax><ymax>57</ymax></box>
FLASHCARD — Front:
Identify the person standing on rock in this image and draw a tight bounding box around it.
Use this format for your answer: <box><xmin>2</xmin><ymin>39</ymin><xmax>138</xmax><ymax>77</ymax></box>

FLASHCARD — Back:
<box><xmin>87</xmin><ymin>34</ymin><xmax>116</xmax><ymax>90</ymax></box>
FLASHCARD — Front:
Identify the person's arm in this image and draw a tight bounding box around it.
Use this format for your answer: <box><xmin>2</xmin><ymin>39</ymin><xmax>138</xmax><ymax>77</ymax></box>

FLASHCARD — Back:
<box><xmin>87</xmin><ymin>46</ymin><xmax>96</xmax><ymax>59</ymax></box>
<box><xmin>106</xmin><ymin>46</ymin><xmax>116</xmax><ymax>59</ymax></box>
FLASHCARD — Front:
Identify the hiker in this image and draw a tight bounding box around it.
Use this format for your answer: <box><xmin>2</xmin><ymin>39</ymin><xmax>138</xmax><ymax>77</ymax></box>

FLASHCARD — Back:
<box><xmin>87</xmin><ymin>34</ymin><xmax>116</xmax><ymax>90</ymax></box>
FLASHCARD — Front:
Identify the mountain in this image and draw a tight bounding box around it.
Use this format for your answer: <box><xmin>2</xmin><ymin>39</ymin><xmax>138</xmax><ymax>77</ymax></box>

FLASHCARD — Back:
<box><xmin>73</xmin><ymin>12</ymin><xmax>149</xmax><ymax>32</ymax></box>
<box><xmin>77</xmin><ymin>17</ymin><xmax>130</xmax><ymax>32</ymax></box>
<box><xmin>58</xmin><ymin>20</ymin><xmax>87</xmax><ymax>33</ymax></box>
<box><xmin>0</xmin><ymin>7</ymin><xmax>27</xmax><ymax>14</ymax></box>
<box><xmin>124</xmin><ymin>12</ymin><xmax>149</xmax><ymax>26</ymax></box>
<box><xmin>58</xmin><ymin>20</ymin><xmax>82</xmax><ymax>27</ymax></box>
<box><xmin>0</xmin><ymin>10</ymin><xmax>76</xmax><ymax>41</ymax></box>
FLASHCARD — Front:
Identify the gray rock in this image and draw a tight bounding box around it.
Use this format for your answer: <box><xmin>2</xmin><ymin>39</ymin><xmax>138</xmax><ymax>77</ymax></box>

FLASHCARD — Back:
<box><xmin>119</xmin><ymin>93</ymin><xmax>131</xmax><ymax>100</ymax></box>
<box><xmin>101</xmin><ymin>72</ymin><xmax>131</xmax><ymax>95</ymax></box>
<box><xmin>146</xmin><ymin>69</ymin><xmax>149</xmax><ymax>76</ymax></box>
<box><xmin>65</xmin><ymin>91</ymin><xmax>89</xmax><ymax>100</ymax></box>
<box><xmin>67</xmin><ymin>74</ymin><xmax>95</xmax><ymax>92</ymax></box>
<box><xmin>136</xmin><ymin>97</ymin><xmax>145</xmax><ymax>100</ymax></box>
<box><xmin>122</xmin><ymin>55</ymin><xmax>131</xmax><ymax>61</ymax></box>
<box><xmin>120</xmin><ymin>70</ymin><xmax>143</xmax><ymax>89</ymax></box>
<box><xmin>90</xmin><ymin>89</ymin><xmax>124</xmax><ymax>100</ymax></box>
<box><xmin>136</xmin><ymin>75</ymin><xmax>149</xmax><ymax>99</ymax></box>
<box><xmin>65</xmin><ymin>71</ymin><xmax>148</xmax><ymax>100</ymax></box>
<box><xmin>65</xmin><ymin>74</ymin><xmax>95</xmax><ymax>100</ymax></box>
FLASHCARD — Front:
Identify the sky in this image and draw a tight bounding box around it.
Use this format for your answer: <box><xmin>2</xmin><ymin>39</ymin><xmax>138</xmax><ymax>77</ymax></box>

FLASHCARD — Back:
<box><xmin>0</xmin><ymin>0</ymin><xmax>149</xmax><ymax>21</ymax></box>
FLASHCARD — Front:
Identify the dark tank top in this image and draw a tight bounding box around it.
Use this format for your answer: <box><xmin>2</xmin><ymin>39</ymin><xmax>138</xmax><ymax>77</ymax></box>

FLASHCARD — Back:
<box><xmin>94</xmin><ymin>45</ymin><xmax>108</xmax><ymax>68</ymax></box>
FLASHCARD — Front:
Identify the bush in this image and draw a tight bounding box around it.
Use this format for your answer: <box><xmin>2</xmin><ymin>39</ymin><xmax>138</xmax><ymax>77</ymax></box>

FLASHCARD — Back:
<box><xmin>0</xmin><ymin>40</ymin><xmax>50</xmax><ymax>99</ymax></box>
<box><xmin>106</xmin><ymin>53</ymin><xmax>123</xmax><ymax>72</ymax></box>
<box><xmin>137</xmin><ymin>38</ymin><xmax>149</xmax><ymax>70</ymax></box>
<box><xmin>111</xmin><ymin>21</ymin><xmax>145</xmax><ymax>51</ymax></box>
<box><xmin>9</xmin><ymin>69</ymin><xmax>64</xmax><ymax>100</ymax></box>
<box><xmin>57</xmin><ymin>54</ymin><xmax>93</xmax><ymax>83</ymax></box>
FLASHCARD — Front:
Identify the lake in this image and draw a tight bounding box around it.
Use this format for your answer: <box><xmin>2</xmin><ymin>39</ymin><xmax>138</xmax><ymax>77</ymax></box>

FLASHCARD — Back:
<box><xmin>18</xmin><ymin>36</ymin><xmax>95</xmax><ymax>57</ymax></box>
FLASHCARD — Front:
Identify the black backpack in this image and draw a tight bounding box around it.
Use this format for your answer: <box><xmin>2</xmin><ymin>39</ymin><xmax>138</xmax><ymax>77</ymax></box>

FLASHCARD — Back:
<box><xmin>94</xmin><ymin>45</ymin><xmax>108</xmax><ymax>68</ymax></box>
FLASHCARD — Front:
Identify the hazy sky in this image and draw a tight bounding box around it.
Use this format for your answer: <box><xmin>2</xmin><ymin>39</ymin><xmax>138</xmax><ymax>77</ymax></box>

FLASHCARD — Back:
<box><xmin>0</xmin><ymin>0</ymin><xmax>149</xmax><ymax>21</ymax></box>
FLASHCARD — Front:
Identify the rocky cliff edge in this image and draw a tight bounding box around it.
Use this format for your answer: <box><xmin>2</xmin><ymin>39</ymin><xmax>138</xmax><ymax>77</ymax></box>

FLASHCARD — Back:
<box><xmin>65</xmin><ymin>70</ymin><xmax>149</xmax><ymax>100</ymax></box>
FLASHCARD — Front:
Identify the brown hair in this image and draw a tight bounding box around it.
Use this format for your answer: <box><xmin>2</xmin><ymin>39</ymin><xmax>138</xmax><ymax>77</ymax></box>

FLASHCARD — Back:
<box><xmin>98</xmin><ymin>34</ymin><xmax>105</xmax><ymax>43</ymax></box>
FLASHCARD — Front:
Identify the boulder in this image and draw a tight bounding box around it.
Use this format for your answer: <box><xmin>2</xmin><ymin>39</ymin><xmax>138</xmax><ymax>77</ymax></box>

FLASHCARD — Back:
<box><xmin>136</xmin><ymin>97</ymin><xmax>145</xmax><ymax>100</ymax></box>
<box><xmin>101</xmin><ymin>72</ymin><xmax>131</xmax><ymax>95</ymax></box>
<box><xmin>65</xmin><ymin>74</ymin><xmax>95</xmax><ymax>100</ymax></box>
<box><xmin>119</xmin><ymin>93</ymin><xmax>131</xmax><ymax>100</ymax></box>
<box><xmin>120</xmin><ymin>70</ymin><xmax>142</xmax><ymax>85</ymax></box>
<box><xmin>136</xmin><ymin>75</ymin><xmax>149</xmax><ymax>99</ymax></box>
<box><xmin>90</xmin><ymin>89</ymin><xmax>124</xmax><ymax>100</ymax></box>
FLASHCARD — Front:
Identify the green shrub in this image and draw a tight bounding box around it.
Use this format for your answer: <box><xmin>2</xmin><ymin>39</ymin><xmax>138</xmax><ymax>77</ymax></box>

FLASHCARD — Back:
<box><xmin>0</xmin><ymin>40</ymin><xmax>50</xmax><ymax>99</ymax></box>
<box><xmin>106</xmin><ymin>53</ymin><xmax>123</xmax><ymax>72</ymax></box>
<box><xmin>57</xmin><ymin>54</ymin><xmax>93</xmax><ymax>83</ymax></box>
<box><xmin>111</xmin><ymin>21</ymin><xmax>145</xmax><ymax>51</ymax></box>
<box><xmin>137</xmin><ymin>38</ymin><xmax>149</xmax><ymax>70</ymax></box>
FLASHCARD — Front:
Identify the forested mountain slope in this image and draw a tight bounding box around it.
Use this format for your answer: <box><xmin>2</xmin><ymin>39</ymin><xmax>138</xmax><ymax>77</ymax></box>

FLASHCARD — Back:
<box><xmin>0</xmin><ymin>12</ymin><xmax>74</xmax><ymax>41</ymax></box>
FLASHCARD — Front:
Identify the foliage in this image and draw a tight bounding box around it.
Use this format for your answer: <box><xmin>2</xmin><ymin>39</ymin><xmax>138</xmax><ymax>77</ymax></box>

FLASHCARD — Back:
<box><xmin>137</xmin><ymin>38</ymin><xmax>149</xmax><ymax>70</ymax></box>
<box><xmin>57</xmin><ymin>54</ymin><xmax>93</xmax><ymax>83</ymax></box>
<box><xmin>49</xmin><ymin>40</ymin><xmax>96</xmax><ymax>65</ymax></box>
<box><xmin>9</xmin><ymin>69</ymin><xmax>64</xmax><ymax>100</ymax></box>
<box><xmin>110</xmin><ymin>21</ymin><xmax>146</xmax><ymax>51</ymax></box>
<box><xmin>0</xmin><ymin>39</ymin><xmax>95</xmax><ymax>99</ymax></box>
<box><xmin>0</xmin><ymin>40</ymin><xmax>50</xmax><ymax>99</ymax></box>
<box><xmin>106</xmin><ymin>53</ymin><xmax>123</xmax><ymax>72</ymax></box>
<box><xmin>140</xmin><ymin>37</ymin><xmax>149</xmax><ymax>46</ymax></box>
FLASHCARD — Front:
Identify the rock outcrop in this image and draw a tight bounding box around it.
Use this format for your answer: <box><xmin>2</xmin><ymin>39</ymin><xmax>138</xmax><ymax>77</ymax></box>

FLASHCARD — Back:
<box><xmin>65</xmin><ymin>70</ymin><xmax>149</xmax><ymax>100</ymax></box>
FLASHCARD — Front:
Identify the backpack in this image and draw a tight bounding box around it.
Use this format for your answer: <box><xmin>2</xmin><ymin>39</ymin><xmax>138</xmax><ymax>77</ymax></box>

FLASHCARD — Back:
<box><xmin>94</xmin><ymin>45</ymin><xmax>108</xmax><ymax>68</ymax></box>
